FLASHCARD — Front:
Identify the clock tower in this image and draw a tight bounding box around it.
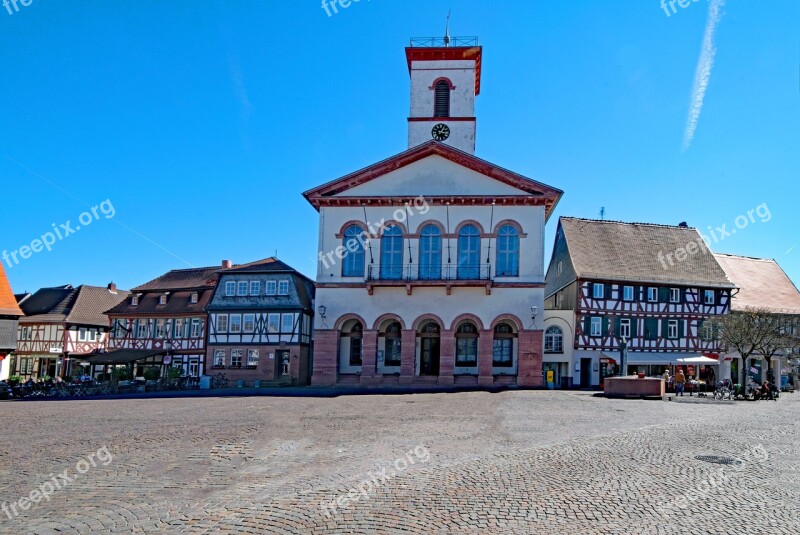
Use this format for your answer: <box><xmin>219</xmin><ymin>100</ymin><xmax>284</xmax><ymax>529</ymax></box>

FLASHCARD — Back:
<box><xmin>405</xmin><ymin>33</ymin><xmax>482</xmax><ymax>154</ymax></box>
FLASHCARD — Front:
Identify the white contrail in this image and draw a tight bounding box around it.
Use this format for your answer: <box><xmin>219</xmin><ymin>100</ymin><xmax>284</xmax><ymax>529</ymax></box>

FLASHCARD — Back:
<box><xmin>682</xmin><ymin>0</ymin><xmax>726</xmax><ymax>151</ymax></box>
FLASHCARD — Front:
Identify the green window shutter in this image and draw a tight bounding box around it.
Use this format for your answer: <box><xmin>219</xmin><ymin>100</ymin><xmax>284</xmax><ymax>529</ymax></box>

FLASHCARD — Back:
<box><xmin>658</xmin><ymin>287</ymin><xmax>669</xmax><ymax>303</ymax></box>
<box><xmin>647</xmin><ymin>318</ymin><xmax>658</xmax><ymax>340</ymax></box>
<box><xmin>662</xmin><ymin>319</ymin><xmax>669</xmax><ymax>338</ymax></box>
<box><xmin>583</xmin><ymin>316</ymin><xmax>591</xmax><ymax>336</ymax></box>
<box><xmin>606</xmin><ymin>284</ymin><xmax>613</xmax><ymax>300</ymax></box>
<box><xmin>631</xmin><ymin>318</ymin><xmax>638</xmax><ymax>338</ymax></box>
<box><xmin>679</xmin><ymin>320</ymin><xmax>685</xmax><ymax>338</ymax></box>
<box><xmin>602</xmin><ymin>317</ymin><xmax>609</xmax><ymax>337</ymax></box>
<box><xmin>614</xmin><ymin>317</ymin><xmax>621</xmax><ymax>338</ymax></box>
<box><xmin>697</xmin><ymin>319</ymin><xmax>705</xmax><ymax>340</ymax></box>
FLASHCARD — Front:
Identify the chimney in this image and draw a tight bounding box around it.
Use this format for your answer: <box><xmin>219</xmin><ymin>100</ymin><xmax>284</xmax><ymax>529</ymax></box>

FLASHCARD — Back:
<box><xmin>107</xmin><ymin>282</ymin><xmax>117</xmax><ymax>293</ymax></box>
<box><xmin>678</xmin><ymin>222</ymin><xmax>688</xmax><ymax>228</ymax></box>
<box><xmin>222</xmin><ymin>260</ymin><xmax>233</xmax><ymax>269</ymax></box>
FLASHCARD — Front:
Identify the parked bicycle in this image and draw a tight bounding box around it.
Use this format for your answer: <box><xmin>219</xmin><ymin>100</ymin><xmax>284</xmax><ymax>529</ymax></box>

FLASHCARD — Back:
<box><xmin>713</xmin><ymin>380</ymin><xmax>734</xmax><ymax>401</ymax></box>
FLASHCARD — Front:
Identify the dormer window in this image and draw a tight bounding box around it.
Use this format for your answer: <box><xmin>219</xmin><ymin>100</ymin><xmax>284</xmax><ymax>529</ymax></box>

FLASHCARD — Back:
<box><xmin>434</xmin><ymin>79</ymin><xmax>451</xmax><ymax>118</ymax></box>
<box><xmin>225</xmin><ymin>281</ymin><xmax>236</xmax><ymax>296</ymax></box>
<box><xmin>131</xmin><ymin>295</ymin><xmax>139</xmax><ymax>306</ymax></box>
<box><xmin>190</xmin><ymin>292</ymin><xmax>198</xmax><ymax>304</ymax></box>
<box><xmin>159</xmin><ymin>295</ymin><xmax>167</xmax><ymax>305</ymax></box>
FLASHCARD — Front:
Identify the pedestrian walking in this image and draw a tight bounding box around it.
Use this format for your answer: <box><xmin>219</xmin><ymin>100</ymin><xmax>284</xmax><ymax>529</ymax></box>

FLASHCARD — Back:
<box><xmin>675</xmin><ymin>369</ymin><xmax>686</xmax><ymax>396</ymax></box>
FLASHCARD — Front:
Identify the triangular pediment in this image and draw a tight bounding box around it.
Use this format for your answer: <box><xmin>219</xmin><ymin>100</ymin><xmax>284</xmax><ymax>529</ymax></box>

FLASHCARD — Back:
<box><xmin>303</xmin><ymin>141</ymin><xmax>562</xmax><ymax>217</ymax></box>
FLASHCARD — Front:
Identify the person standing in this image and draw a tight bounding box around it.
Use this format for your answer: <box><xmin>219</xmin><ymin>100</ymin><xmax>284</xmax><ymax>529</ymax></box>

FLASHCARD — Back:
<box><xmin>675</xmin><ymin>369</ymin><xmax>686</xmax><ymax>396</ymax></box>
<box><xmin>662</xmin><ymin>369</ymin><xmax>671</xmax><ymax>391</ymax></box>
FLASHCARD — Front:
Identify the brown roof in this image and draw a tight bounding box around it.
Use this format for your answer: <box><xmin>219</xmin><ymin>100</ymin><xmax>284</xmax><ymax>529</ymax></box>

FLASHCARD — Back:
<box><xmin>0</xmin><ymin>264</ymin><xmax>23</xmax><ymax>316</ymax></box>
<box><xmin>132</xmin><ymin>266</ymin><xmax>224</xmax><ymax>292</ymax></box>
<box><xmin>714</xmin><ymin>254</ymin><xmax>800</xmax><ymax>314</ymax></box>
<box><xmin>19</xmin><ymin>285</ymin><xmax>129</xmax><ymax>327</ymax></box>
<box><xmin>559</xmin><ymin>217</ymin><xmax>735</xmax><ymax>288</ymax></box>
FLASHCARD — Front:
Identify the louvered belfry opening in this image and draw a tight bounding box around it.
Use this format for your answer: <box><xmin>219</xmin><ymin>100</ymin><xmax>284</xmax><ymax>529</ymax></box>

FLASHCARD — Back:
<box><xmin>434</xmin><ymin>80</ymin><xmax>451</xmax><ymax>117</ymax></box>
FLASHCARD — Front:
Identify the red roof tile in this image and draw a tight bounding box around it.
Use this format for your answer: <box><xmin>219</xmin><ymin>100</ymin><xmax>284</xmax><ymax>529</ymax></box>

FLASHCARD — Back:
<box><xmin>0</xmin><ymin>265</ymin><xmax>23</xmax><ymax>316</ymax></box>
<box><xmin>714</xmin><ymin>254</ymin><xmax>800</xmax><ymax>314</ymax></box>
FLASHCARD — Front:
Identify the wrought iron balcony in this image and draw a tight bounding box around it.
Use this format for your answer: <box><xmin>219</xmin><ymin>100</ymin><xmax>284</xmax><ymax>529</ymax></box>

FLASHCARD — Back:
<box><xmin>409</xmin><ymin>36</ymin><xmax>479</xmax><ymax>48</ymax></box>
<box><xmin>367</xmin><ymin>264</ymin><xmax>492</xmax><ymax>282</ymax></box>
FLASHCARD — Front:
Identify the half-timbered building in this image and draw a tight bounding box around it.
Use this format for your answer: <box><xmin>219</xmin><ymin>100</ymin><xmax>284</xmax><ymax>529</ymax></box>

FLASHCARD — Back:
<box><xmin>105</xmin><ymin>263</ymin><xmax>235</xmax><ymax>377</ymax></box>
<box><xmin>304</xmin><ymin>34</ymin><xmax>563</xmax><ymax>388</ymax></box>
<box><xmin>205</xmin><ymin>258</ymin><xmax>315</xmax><ymax>385</ymax></box>
<box><xmin>0</xmin><ymin>265</ymin><xmax>23</xmax><ymax>381</ymax></box>
<box><xmin>13</xmin><ymin>283</ymin><xmax>129</xmax><ymax>379</ymax></box>
<box><xmin>544</xmin><ymin>218</ymin><xmax>735</xmax><ymax>388</ymax></box>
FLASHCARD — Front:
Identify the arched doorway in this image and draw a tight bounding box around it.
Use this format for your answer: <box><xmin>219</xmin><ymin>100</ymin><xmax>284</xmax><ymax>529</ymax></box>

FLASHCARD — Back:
<box><xmin>339</xmin><ymin>319</ymin><xmax>363</xmax><ymax>374</ymax></box>
<box><xmin>419</xmin><ymin>321</ymin><xmax>440</xmax><ymax>376</ymax></box>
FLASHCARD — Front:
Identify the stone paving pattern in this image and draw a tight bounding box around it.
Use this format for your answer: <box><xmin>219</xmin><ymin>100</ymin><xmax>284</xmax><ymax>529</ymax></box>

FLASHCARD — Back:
<box><xmin>0</xmin><ymin>391</ymin><xmax>798</xmax><ymax>534</ymax></box>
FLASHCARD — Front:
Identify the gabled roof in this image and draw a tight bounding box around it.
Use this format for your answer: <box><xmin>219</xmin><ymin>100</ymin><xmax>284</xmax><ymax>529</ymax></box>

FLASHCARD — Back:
<box><xmin>557</xmin><ymin>217</ymin><xmax>735</xmax><ymax>288</ymax></box>
<box><xmin>0</xmin><ymin>265</ymin><xmax>23</xmax><ymax>317</ymax></box>
<box><xmin>714</xmin><ymin>253</ymin><xmax>800</xmax><ymax>314</ymax></box>
<box><xmin>19</xmin><ymin>285</ymin><xmax>129</xmax><ymax>327</ymax></box>
<box><xmin>133</xmin><ymin>266</ymin><xmax>224</xmax><ymax>292</ymax></box>
<box><xmin>65</xmin><ymin>286</ymin><xmax>130</xmax><ymax>325</ymax></box>
<box><xmin>207</xmin><ymin>258</ymin><xmax>315</xmax><ymax>312</ymax></box>
<box><xmin>302</xmin><ymin>141</ymin><xmax>563</xmax><ymax>219</ymax></box>
<box><xmin>18</xmin><ymin>285</ymin><xmax>75</xmax><ymax>317</ymax></box>
<box><xmin>224</xmin><ymin>257</ymin><xmax>315</xmax><ymax>285</ymax></box>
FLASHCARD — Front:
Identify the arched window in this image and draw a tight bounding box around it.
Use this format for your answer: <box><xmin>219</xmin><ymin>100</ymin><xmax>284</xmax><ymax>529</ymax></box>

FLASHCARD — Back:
<box><xmin>455</xmin><ymin>322</ymin><xmax>479</xmax><ymax>367</ymax></box>
<box><xmin>383</xmin><ymin>321</ymin><xmax>402</xmax><ymax>367</ymax></box>
<box><xmin>457</xmin><ymin>224</ymin><xmax>480</xmax><ymax>279</ymax></box>
<box><xmin>496</xmin><ymin>225</ymin><xmax>519</xmax><ymax>277</ymax></box>
<box><xmin>544</xmin><ymin>326</ymin><xmax>563</xmax><ymax>354</ymax></box>
<box><xmin>380</xmin><ymin>225</ymin><xmax>404</xmax><ymax>280</ymax></box>
<box><xmin>419</xmin><ymin>225</ymin><xmax>442</xmax><ymax>280</ymax></box>
<box><xmin>345</xmin><ymin>322</ymin><xmax>363</xmax><ymax>366</ymax></box>
<box><xmin>434</xmin><ymin>80</ymin><xmax>451</xmax><ymax>118</ymax></box>
<box><xmin>342</xmin><ymin>225</ymin><xmax>365</xmax><ymax>277</ymax></box>
<box><xmin>492</xmin><ymin>323</ymin><xmax>515</xmax><ymax>367</ymax></box>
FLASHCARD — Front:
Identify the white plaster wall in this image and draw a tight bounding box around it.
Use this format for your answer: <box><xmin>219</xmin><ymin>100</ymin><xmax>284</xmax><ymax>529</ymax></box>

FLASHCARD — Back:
<box><xmin>408</xmin><ymin>121</ymin><xmax>475</xmax><ymax>153</ymax></box>
<box><xmin>409</xmin><ymin>60</ymin><xmax>476</xmax><ymax>118</ymax></box>
<box><xmin>542</xmin><ymin>310</ymin><xmax>575</xmax><ymax>364</ymax></box>
<box><xmin>314</xmin><ymin>286</ymin><xmax>543</xmax><ymax>332</ymax></box>
<box><xmin>335</xmin><ymin>156</ymin><xmax>526</xmax><ymax>197</ymax></box>
<box><xmin>317</xmin><ymin>202</ymin><xmax>545</xmax><ymax>284</ymax></box>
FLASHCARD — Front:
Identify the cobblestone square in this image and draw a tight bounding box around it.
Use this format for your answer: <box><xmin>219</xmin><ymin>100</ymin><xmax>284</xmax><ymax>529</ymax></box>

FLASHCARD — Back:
<box><xmin>1</xmin><ymin>391</ymin><xmax>798</xmax><ymax>534</ymax></box>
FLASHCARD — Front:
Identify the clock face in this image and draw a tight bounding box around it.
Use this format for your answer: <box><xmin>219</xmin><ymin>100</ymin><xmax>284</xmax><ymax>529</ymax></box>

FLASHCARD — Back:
<box><xmin>431</xmin><ymin>123</ymin><xmax>451</xmax><ymax>141</ymax></box>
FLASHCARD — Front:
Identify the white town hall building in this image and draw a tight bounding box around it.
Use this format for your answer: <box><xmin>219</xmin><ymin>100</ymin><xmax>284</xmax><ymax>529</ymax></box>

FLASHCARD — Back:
<box><xmin>304</xmin><ymin>35</ymin><xmax>563</xmax><ymax>388</ymax></box>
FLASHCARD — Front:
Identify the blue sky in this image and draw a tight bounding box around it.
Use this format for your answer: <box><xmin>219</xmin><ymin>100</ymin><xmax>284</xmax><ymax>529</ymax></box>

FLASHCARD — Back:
<box><xmin>2</xmin><ymin>0</ymin><xmax>798</xmax><ymax>293</ymax></box>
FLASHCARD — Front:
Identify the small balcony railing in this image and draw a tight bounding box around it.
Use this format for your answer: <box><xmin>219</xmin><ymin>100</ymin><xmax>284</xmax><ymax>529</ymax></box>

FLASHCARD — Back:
<box><xmin>409</xmin><ymin>36</ymin><xmax>479</xmax><ymax>48</ymax></box>
<box><xmin>367</xmin><ymin>264</ymin><xmax>491</xmax><ymax>282</ymax></box>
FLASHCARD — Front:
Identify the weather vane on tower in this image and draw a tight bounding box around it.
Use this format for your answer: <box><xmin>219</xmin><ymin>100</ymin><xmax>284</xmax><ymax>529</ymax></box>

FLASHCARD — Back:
<box><xmin>444</xmin><ymin>10</ymin><xmax>451</xmax><ymax>47</ymax></box>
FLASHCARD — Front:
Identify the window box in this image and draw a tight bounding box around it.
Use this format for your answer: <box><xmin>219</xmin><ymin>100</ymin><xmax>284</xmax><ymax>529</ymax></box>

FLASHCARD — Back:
<box><xmin>243</xmin><ymin>365</ymin><xmax>258</xmax><ymax>370</ymax></box>
<box><xmin>228</xmin><ymin>365</ymin><xmax>241</xmax><ymax>370</ymax></box>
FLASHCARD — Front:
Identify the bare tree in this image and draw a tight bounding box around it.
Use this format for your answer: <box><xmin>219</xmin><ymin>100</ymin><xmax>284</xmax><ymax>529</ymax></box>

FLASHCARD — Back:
<box><xmin>707</xmin><ymin>308</ymin><xmax>789</xmax><ymax>380</ymax></box>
